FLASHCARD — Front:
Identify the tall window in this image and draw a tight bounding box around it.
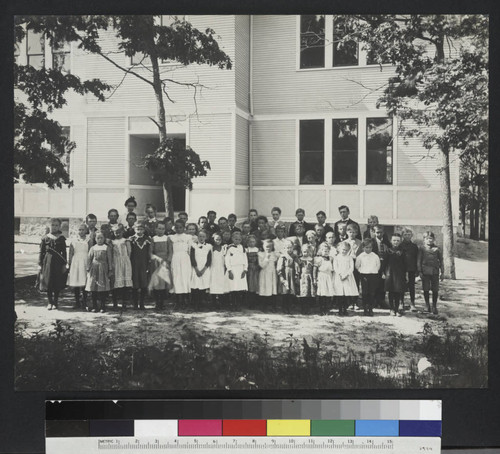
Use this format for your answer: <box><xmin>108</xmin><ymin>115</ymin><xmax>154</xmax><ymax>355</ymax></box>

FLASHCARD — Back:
<box><xmin>299</xmin><ymin>120</ymin><xmax>324</xmax><ymax>184</ymax></box>
<box><xmin>300</xmin><ymin>15</ymin><xmax>325</xmax><ymax>69</ymax></box>
<box><xmin>26</xmin><ymin>29</ymin><xmax>45</xmax><ymax>69</ymax></box>
<box><xmin>332</xmin><ymin>18</ymin><xmax>358</xmax><ymax>67</ymax></box>
<box><xmin>366</xmin><ymin>118</ymin><xmax>393</xmax><ymax>184</ymax></box>
<box><xmin>332</xmin><ymin>119</ymin><xmax>358</xmax><ymax>184</ymax></box>
<box><xmin>52</xmin><ymin>41</ymin><xmax>71</xmax><ymax>73</ymax></box>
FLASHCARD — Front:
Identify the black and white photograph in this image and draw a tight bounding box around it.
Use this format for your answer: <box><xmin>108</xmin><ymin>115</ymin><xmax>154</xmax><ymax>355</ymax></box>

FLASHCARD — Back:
<box><xmin>13</xmin><ymin>14</ymin><xmax>488</xmax><ymax>391</ymax></box>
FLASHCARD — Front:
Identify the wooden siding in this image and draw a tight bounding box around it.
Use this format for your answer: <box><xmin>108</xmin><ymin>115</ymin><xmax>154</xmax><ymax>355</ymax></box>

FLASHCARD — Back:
<box><xmin>252</xmin><ymin>119</ymin><xmax>296</xmax><ymax>186</ymax></box>
<box><xmin>397</xmin><ymin>122</ymin><xmax>442</xmax><ymax>188</ymax></box>
<box><xmin>252</xmin><ymin>15</ymin><xmax>396</xmax><ymax>115</ymax></box>
<box><xmin>235</xmin><ymin>15</ymin><xmax>250</xmax><ymax>112</ymax></box>
<box><xmin>70</xmin><ymin>124</ymin><xmax>86</xmax><ymax>186</ymax></box>
<box><xmin>189</xmin><ymin>113</ymin><xmax>233</xmax><ymax>185</ymax></box>
<box><xmin>235</xmin><ymin>114</ymin><xmax>249</xmax><ymax>186</ymax></box>
<box><xmin>87</xmin><ymin>117</ymin><xmax>126</xmax><ymax>184</ymax></box>
<box><xmin>79</xmin><ymin>16</ymin><xmax>236</xmax><ymax>116</ymax></box>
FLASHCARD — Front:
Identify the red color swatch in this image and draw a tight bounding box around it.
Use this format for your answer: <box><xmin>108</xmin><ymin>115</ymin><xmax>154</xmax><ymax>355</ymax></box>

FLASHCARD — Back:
<box><xmin>222</xmin><ymin>420</ymin><xmax>267</xmax><ymax>436</ymax></box>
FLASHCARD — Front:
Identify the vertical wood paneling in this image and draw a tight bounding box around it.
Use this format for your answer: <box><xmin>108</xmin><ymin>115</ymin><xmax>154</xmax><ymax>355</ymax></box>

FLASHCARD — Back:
<box><xmin>235</xmin><ymin>114</ymin><xmax>249</xmax><ymax>186</ymax></box>
<box><xmin>87</xmin><ymin>117</ymin><xmax>126</xmax><ymax>184</ymax></box>
<box><xmin>235</xmin><ymin>15</ymin><xmax>250</xmax><ymax>112</ymax></box>
<box><xmin>189</xmin><ymin>113</ymin><xmax>233</xmax><ymax>184</ymax></box>
<box><xmin>252</xmin><ymin>120</ymin><xmax>296</xmax><ymax>186</ymax></box>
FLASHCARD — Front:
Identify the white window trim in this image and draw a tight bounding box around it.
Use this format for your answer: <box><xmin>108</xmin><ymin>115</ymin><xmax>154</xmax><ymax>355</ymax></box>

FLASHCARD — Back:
<box><xmin>296</xmin><ymin>112</ymin><xmax>396</xmax><ymax>188</ymax></box>
<box><xmin>296</xmin><ymin>14</ymin><xmax>394</xmax><ymax>72</ymax></box>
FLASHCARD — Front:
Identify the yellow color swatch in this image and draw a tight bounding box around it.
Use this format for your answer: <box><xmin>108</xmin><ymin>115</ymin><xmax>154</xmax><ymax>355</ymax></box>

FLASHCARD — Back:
<box><xmin>267</xmin><ymin>420</ymin><xmax>311</xmax><ymax>436</ymax></box>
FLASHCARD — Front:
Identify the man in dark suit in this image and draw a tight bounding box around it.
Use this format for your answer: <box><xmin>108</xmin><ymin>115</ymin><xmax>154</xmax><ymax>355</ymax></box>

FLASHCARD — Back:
<box><xmin>333</xmin><ymin>205</ymin><xmax>361</xmax><ymax>242</ymax></box>
<box><xmin>227</xmin><ymin>213</ymin><xmax>241</xmax><ymax>234</ymax></box>
<box><xmin>288</xmin><ymin>208</ymin><xmax>314</xmax><ymax>237</ymax></box>
<box><xmin>206</xmin><ymin>210</ymin><xmax>220</xmax><ymax>237</ymax></box>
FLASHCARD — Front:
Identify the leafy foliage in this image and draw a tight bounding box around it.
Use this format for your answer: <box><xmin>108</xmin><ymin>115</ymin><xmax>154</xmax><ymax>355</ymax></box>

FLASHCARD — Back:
<box><xmin>14</xmin><ymin>16</ymin><xmax>111</xmax><ymax>189</ymax></box>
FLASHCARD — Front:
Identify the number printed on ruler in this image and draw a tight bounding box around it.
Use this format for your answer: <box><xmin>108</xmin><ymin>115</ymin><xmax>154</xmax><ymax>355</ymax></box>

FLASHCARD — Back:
<box><xmin>47</xmin><ymin>437</ymin><xmax>441</xmax><ymax>453</ymax></box>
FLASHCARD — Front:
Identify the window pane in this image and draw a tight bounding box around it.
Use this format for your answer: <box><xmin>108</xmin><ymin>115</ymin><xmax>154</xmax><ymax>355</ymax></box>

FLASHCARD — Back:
<box><xmin>366</xmin><ymin>118</ymin><xmax>393</xmax><ymax>184</ymax></box>
<box><xmin>332</xmin><ymin>119</ymin><xmax>358</xmax><ymax>184</ymax></box>
<box><xmin>300</xmin><ymin>15</ymin><xmax>325</xmax><ymax>69</ymax></box>
<box><xmin>53</xmin><ymin>53</ymin><xmax>70</xmax><ymax>73</ymax></box>
<box><xmin>333</xmin><ymin>19</ymin><xmax>358</xmax><ymax>67</ymax></box>
<box><xmin>27</xmin><ymin>55</ymin><xmax>44</xmax><ymax>70</ymax></box>
<box><xmin>300</xmin><ymin>119</ymin><xmax>324</xmax><ymax>185</ymax></box>
<box><xmin>27</xmin><ymin>30</ymin><xmax>45</xmax><ymax>55</ymax></box>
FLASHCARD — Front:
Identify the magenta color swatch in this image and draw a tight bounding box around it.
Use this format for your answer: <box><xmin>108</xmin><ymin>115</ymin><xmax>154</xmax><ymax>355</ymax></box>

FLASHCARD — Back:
<box><xmin>178</xmin><ymin>420</ymin><xmax>223</xmax><ymax>436</ymax></box>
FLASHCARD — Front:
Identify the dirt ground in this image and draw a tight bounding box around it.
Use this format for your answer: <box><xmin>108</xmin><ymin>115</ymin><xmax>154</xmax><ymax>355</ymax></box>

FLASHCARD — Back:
<box><xmin>14</xmin><ymin>238</ymin><xmax>488</xmax><ymax>379</ymax></box>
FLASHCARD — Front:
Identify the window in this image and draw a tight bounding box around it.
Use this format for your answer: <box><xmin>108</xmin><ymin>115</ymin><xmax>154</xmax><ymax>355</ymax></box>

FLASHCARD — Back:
<box><xmin>299</xmin><ymin>120</ymin><xmax>324</xmax><ymax>184</ymax></box>
<box><xmin>332</xmin><ymin>119</ymin><xmax>358</xmax><ymax>184</ymax></box>
<box><xmin>131</xmin><ymin>16</ymin><xmax>185</xmax><ymax>66</ymax></box>
<box><xmin>366</xmin><ymin>118</ymin><xmax>393</xmax><ymax>184</ymax></box>
<box><xmin>14</xmin><ymin>43</ymin><xmax>20</xmax><ymax>64</ymax></box>
<box><xmin>300</xmin><ymin>15</ymin><xmax>325</xmax><ymax>69</ymax></box>
<box><xmin>366</xmin><ymin>45</ymin><xmax>391</xmax><ymax>65</ymax></box>
<box><xmin>26</xmin><ymin>29</ymin><xmax>45</xmax><ymax>69</ymax></box>
<box><xmin>52</xmin><ymin>41</ymin><xmax>71</xmax><ymax>73</ymax></box>
<box><xmin>332</xmin><ymin>18</ymin><xmax>358</xmax><ymax>67</ymax></box>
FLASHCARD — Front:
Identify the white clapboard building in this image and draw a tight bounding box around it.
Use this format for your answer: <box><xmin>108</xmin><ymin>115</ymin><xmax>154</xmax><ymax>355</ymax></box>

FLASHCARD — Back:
<box><xmin>14</xmin><ymin>15</ymin><xmax>459</xmax><ymax>234</ymax></box>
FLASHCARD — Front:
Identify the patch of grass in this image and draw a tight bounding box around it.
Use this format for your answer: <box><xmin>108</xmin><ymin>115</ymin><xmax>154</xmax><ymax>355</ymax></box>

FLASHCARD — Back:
<box><xmin>15</xmin><ymin>319</ymin><xmax>488</xmax><ymax>391</ymax></box>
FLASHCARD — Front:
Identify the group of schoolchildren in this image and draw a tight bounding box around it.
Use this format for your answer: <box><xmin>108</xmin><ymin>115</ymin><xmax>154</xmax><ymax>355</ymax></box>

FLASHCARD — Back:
<box><xmin>38</xmin><ymin>197</ymin><xmax>444</xmax><ymax>316</ymax></box>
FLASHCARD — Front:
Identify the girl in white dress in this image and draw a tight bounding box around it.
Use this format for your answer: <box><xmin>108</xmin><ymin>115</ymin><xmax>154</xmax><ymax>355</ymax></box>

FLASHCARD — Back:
<box><xmin>167</xmin><ymin>219</ymin><xmax>192</xmax><ymax>306</ymax></box>
<box><xmin>190</xmin><ymin>229</ymin><xmax>212</xmax><ymax>309</ymax></box>
<box><xmin>314</xmin><ymin>243</ymin><xmax>335</xmax><ymax>315</ymax></box>
<box><xmin>67</xmin><ymin>223</ymin><xmax>89</xmax><ymax>310</ymax></box>
<box><xmin>258</xmin><ymin>240</ymin><xmax>279</xmax><ymax>298</ymax></box>
<box><xmin>225</xmin><ymin>231</ymin><xmax>248</xmax><ymax>310</ymax></box>
<box><xmin>209</xmin><ymin>232</ymin><xmax>229</xmax><ymax>308</ymax></box>
<box><xmin>333</xmin><ymin>241</ymin><xmax>359</xmax><ymax>316</ymax></box>
<box><xmin>111</xmin><ymin>224</ymin><xmax>133</xmax><ymax>310</ymax></box>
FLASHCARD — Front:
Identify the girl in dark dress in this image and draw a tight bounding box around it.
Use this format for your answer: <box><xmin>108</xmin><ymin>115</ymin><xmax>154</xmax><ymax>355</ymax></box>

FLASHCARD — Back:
<box><xmin>245</xmin><ymin>235</ymin><xmax>260</xmax><ymax>306</ymax></box>
<box><xmin>38</xmin><ymin>219</ymin><xmax>68</xmax><ymax>311</ymax></box>
<box><xmin>383</xmin><ymin>233</ymin><xmax>407</xmax><ymax>317</ymax></box>
<box><xmin>39</xmin><ymin>218</ymin><xmax>68</xmax><ymax>310</ymax></box>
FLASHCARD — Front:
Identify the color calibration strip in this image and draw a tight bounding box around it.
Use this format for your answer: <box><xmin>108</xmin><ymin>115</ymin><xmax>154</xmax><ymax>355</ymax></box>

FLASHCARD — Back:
<box><xmin>46</xmin><ymin>418</ymin><xmax>441</xmax><ymax>438</ymax></box>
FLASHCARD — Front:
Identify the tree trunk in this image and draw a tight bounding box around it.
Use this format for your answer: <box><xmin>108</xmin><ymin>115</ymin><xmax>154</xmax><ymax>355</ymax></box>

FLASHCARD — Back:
<box><xmin>460</xmin><ymin>204</ymin><xmax>466</xmax><ymax>238</ymax></box>
<box><xmin>150</xmin><ymin>50</ymin><xmax>174</xmax><ymax>218</ymax></box>
<box><xmin>440</xmin><ymin>150</ymin><xmax>456</xmax><ymax>279</ymax></box>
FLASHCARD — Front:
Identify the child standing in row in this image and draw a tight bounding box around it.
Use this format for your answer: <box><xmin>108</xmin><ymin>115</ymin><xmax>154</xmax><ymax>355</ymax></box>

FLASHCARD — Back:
<box><xmin>418</xmin><ymin>231</ymin><xmax>444</xmax><ymax>314</ymax></box>
<box><xmin>39</xmin><ymin>218</ymin><xmax>68</xmax><ymax>311</ymax></box>
<box><xmin>111</xmin><ymin>224</ymin><xmax>133</xmax><ymax>310</ymax></box>
<box><xmin>401</xmin><ymin>227</ymin><xmax>419</xmax><ymax>312</ymax></box>
<box><xmin>149</xmin><ymin>221</ymin><xmax>170</xmax><ymax>310</ymax></box>
<box><xmin>190</xmin><ymin>230</ymin><xmax>212</xmax><ymax>309</ymax></box>
<box><xmin>355</xmin><ymin>239</ymin><xmax>381</xmax><ymax>316</ymax></box>
<box><xmin>130</xmin><ymin>221</ymin><xmax>151</xmax><ymax>310</ymax></box>
<box><xmin>209</xmin><ymin>233</ymin><xmax>229</xmax><ymax>306</ymax></box>
<box><xmin>168</xmin><ymin>219</ymin><xmax>192</xmax><ymax>306</ymax></box>
<box><xmin>333</xmin><ymin>242</ymin><xmax>358</xmax><ymax>315</ymax></box>
<box><xmin>297</xmin><ymin>244</ymin><xmax>316</xmax><ymax>314</ymax></box>
<box><xmin>277</xmin><ymin>240</ymin><xmax>299</xmax><ymax>312</ymax></box>
<box><xmin>67</xmin><ymin>223</ymin><xmax>89</xmax><ymax>309</ymax></box>
<box><xmin>258</xmin><ymin>240</ymin><xmax>279</xmax><ymax>303</ymax></box>
<box><xmin>246</xmin><ymin>235</ymin><xmax>261</xmax><ymax>299</ymax></box>
<box><xmin>314</xmin><ymin>243</ymin><xmax>335</xmax><ymax>315</ymax></box>
<box><xmin>225</xmin><ymin>231</ymin><xmax>248</xmax><ymax>309</ymax></box>
<box><xmin>86</xmin><ymin>232</ymin><xmax>113</xmax><ymax>313</ymax></box>
<box><xmin>384</xmin><ymin>233</ymin><xmax>407</xmax><ymax>317</ymax></box>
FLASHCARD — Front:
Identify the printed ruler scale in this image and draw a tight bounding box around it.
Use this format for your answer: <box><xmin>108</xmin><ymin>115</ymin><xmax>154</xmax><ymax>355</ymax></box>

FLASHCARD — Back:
<box><xmin>45</xmin><ymin>400</ymin><xmax>442</xmax><ymax>454</ymax></box>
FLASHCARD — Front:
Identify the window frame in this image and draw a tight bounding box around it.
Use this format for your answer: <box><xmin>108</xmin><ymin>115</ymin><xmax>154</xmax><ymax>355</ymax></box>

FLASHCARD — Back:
<box><xmin>26</xmin><ymin>29</ymin><xmax>45</xmax><ymax>69</ymax></box>
<box><xmin>298</xmin><ymin>119</ymin><xmax>326</xmax><ymax>186</ymax></box>
<box><xmin>295</xmin><ymin>114</ymin><xmax>396</xmax><ymax>187</ymax></box>
<box><xmin>366</xmin><ymin>117</ymin><xmax>394</xmax><ymax>185</ymax></box>
<box><xmin>332</xmin><ymin>118</ymin><xmax>359</xmax><ymax>185</ymax></box>
<box><xmin>296</xmin><ymin>15</ymin><xmax>394</xmax><ymax>71</ymax></box>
